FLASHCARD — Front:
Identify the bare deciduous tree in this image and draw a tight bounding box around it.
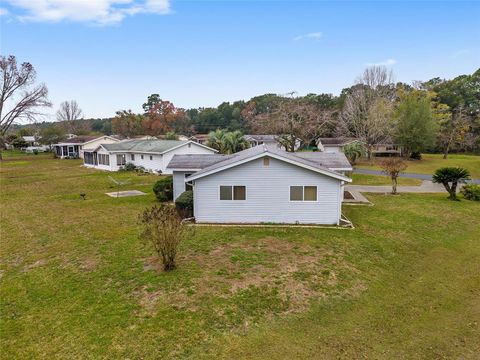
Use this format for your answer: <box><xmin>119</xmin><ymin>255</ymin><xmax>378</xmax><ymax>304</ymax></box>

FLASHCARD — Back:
<box><xmin>139</xmin><ymin>204</ymin><xmax>191</xmax><ymax>271</ymax></box>
<box><xmin>379</xmin><ymin>157</ymin><xmax>407</xmax><ymax>194</ymax></box>
<box><xmin>56</xmin><ymin>100</ymin><xmax>83</xmax><ymax>133</ymax></box>
<box><xmin>339</xmin><ymin>66</ymin><xmax>396</xmax><ymax>159</ymax></box>
<box><xmin>0</xmin><ymin>55</ymin><xmax>51</xmax><ymax>136</ymax></box>
<box><xmin>244</xmin><ymin>95</ymin><xmax>334</xmax><ymax>152</ymax></box>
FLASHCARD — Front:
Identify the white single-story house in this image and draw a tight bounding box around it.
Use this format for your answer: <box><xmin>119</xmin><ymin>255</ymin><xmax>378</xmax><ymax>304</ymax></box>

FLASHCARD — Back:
<box><xmin>53</xmin><ymin>135</ymin><xmax>119</xmax><ymax>159</ymax></box>
<box><xmin>83</xmin><ymin>139</ymin><xmax>217</xmax><ymax>174</ymax></box>
<box><xmin>167</xmin><ymin>144</ymin><xmax>352</xmax><ymax>225</ymax></box>
<box><xmin>22</xmin><ymin>136</ymin><xmax>38</xmax><ymax>146</ymax></box>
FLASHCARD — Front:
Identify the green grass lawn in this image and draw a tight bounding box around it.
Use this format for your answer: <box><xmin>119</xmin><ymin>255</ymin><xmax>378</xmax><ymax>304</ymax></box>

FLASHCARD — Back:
<box><xmin>350</xmin><ymin>173</ymin><xmax>422</xmax><ymax>186</ymax></box>
<box><xmin>1</xmin><ymin>151</ymin><xmax>479</xmax><ymax>359</ymax></box>
<box><xmin>356</xmin><ymin>153</ymin><xmax>480</xmax><ymax>178</ymax></box>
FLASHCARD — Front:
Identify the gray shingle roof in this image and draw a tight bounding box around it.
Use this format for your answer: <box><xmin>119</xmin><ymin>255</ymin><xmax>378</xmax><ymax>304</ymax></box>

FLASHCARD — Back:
<box><xmin>167</xmin><ymin>154</ymin><xmax>230</xmax><ymax>170</ymax></box>
<box><xmin>175</xmin><ymin>144</ymin><xmax>352</xmax><ymax>181</ymax></box>
<box><xmin>102</xmin><ymin>139</ymin><xmax>187</xmax><ymax>153</ymax></box>
<box><xmin>293</xmin><ymin>151</ymin><xmax>352</xmax><ymax>169</ymax></box>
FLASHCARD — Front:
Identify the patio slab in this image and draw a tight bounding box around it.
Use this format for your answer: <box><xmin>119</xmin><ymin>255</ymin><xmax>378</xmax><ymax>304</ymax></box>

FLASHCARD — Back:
<box><xmin>106</xmin><ymin>190</ymin><xmax>147</xmax><ymax>198</ymax></box>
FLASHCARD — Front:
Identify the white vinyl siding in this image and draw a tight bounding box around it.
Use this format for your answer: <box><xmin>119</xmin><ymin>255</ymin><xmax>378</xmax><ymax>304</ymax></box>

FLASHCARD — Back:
<box><xmin>194</xmin><ymin>157</ymin><xmax>342</xmax><ymax>224</ymax></box>
<box><xmin>173</xmin><ymin>171</ymin><xmax>194</xmax><ymax>200</ymax></box>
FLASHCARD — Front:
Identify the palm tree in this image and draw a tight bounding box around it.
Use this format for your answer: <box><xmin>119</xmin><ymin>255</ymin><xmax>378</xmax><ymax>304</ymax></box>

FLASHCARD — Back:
<box><xmin>432</xmin><ymin>167</ymin><xmax>470</xmax><ymax>200</ymax></box>
<box><xmin>206</xmin><ymin>129</ymin><xmax>250</xmax><ymax>154</ymax></box>
<box><xmin>343</xmin><ymin>141</ymin><xmax>365</xmax><ymax>165</ymax></box>
<box><xmin>206</xmin><ymin>129</ymin><xmax>227</xmax><ymax>153</ymax></box>
<box><xmin>223</xmin><ymin>130</ymin><xmax>250</xmax><ymax>154</ymax></box>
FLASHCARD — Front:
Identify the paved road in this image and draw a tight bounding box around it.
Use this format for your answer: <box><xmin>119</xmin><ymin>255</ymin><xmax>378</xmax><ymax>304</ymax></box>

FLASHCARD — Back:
<box><xmin>346</xmin><ymin>180</ymin><xmax>446</xmax><ymax>194</ymax></box>
<box><xmin>353</xmin><ymin>168</ymin><xmax>480</xmax><ymax>184</ymax></box>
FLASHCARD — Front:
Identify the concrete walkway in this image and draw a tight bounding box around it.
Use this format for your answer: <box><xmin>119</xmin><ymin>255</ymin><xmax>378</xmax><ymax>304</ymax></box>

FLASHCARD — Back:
<box><xmin>353</xmin><ymin>168</ymin><xmax>480</xmax><ymax>184</ymax></box>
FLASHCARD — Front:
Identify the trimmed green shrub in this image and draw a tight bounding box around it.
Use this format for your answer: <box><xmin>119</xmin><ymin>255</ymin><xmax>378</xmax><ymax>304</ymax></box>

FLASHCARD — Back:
<box><xmin>33</xmin><ymin>149</ymin><xmax>39</xmax><ymax>155</ymax></box>
<box><xmin>460</xmin><ymin>184</ymin><xmax>480</xmax><ymax>201</ymax></box>
<box><xmin>175</xmin><ymin>190</ymin><xmax>193</xmax><ymax>218</ymax></box>
<box><xmin>153</xmin><ymin>176</ymin><xmax>173</xmax><ymax>202</ymax></box>
<box><xmin>410</xmin><ymin>151</ymin><xmax>422</xmax><ymax>160</ymax></box>
<box><xmin>122</xmin><ymin>162</ymin><xmax>136</xmax><ymax>171</ymax></box>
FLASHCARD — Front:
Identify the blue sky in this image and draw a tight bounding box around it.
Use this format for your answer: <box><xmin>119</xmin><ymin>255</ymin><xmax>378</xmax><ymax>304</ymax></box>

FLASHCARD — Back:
<box><xmin>1</xmin><ymin>1</ymin><xmax>479</xmax><ymax>120</ymax></box>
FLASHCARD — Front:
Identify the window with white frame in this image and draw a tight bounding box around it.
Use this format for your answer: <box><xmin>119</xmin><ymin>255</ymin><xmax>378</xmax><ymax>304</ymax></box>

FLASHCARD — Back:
<box><xmin>141</xmin><ymin>155</ymin><xmax>144</xmax><ymax>159</ymax></box>
<box><xmin>130</xmin><ymin>154</ymin><xmax>135</xmax><ymax>161</ymax></box>
<box><xmin>150</xmin><ymin>155</ymin><xmax>153</xmax><ymax>160</ymax></box>
<box><xmin>220</xmin><ymin>185</ymin><xmax>246</xmax><ymax>200</ymax></box>
<box><xmin>116</xmin><ymin>154</ymin><xmax>126</xmax><ymax>166</ymax></box>
<box><xmin>99</xmin><ymin>154</ymin><xmax>109</xmax><ymax>165</ymax></box>
<box><xmin>290</xmin><ymin>186</ymin><xmax>317</xmax><ymax>201</ymax></box>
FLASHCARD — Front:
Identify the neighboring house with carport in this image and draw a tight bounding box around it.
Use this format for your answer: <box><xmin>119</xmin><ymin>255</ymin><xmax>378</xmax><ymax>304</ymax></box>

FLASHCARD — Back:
<box><xmin>53</xmin><ymin>135</ymin><xmax>119</xmax><ymax>159</ymax></box>
<box><xmin>167</xmin><ymin>144</ymin><xmax>352</xmax><ymax>225</ymax></box>
<box><xmin>316</xmin><ymin>137</ymin><xmax>358</xmax><ymax>153</ymax></box>
<box><xmin>83</xmin><ymin>139</ymin><xmax>217</xmax><ymax>174</ymax></box>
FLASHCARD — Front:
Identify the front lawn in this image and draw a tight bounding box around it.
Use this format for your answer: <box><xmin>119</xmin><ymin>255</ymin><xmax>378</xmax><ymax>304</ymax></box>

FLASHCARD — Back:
<box><xmin>356</xmin><ymin>153</ymin><xmax>480</xmax><ymax>178</ymax></box>
<box><xmin>1</xmin><ymin>151</ymin><xmax>479</xmax><ymax>359</ymax></box>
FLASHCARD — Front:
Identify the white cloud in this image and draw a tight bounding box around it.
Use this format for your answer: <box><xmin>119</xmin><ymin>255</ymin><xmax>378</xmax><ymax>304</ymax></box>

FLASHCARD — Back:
<box><xmin>0</xmin><ymin>7</ymin><xmax>9</xmax><ymax>16</ymax></box>
<box><xmin>366</xmin><ymin>58</ymin><xmax>397</xmax><ymax>66</ymax></box>
<box><xmin>4</xmin><ymin>0</ymin><xmax>170</xmax><ymax>25</ymax></box>
<box><xmin>294</xmin><ymin>32</ymin><xmax>322</xmax><ymax>41</ymax></box>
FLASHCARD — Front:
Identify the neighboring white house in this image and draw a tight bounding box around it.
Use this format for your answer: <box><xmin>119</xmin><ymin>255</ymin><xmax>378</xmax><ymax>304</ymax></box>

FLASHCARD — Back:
<box><xmin>22</xmin><ymin>136</ymin><xmax>38</xmax><ymax>146</ymax></box>
<box><xmin>317</xmin><ymin>137</ymin><xmax>404</xmax><ymax>157</ymax></box>
<box><xmin>167</xmin><ymin>144</ymin><xmax>352</xmax><ymax>225</ymax></box>
<box><xmin>53</xmin><ymin>135</ymin><xmax>119</xmax><ymax>159</ymax></box>
<box><xmin>83</xmin><ymin>139</ymin><xmax>217</xmax><ymax>174</ymax></box>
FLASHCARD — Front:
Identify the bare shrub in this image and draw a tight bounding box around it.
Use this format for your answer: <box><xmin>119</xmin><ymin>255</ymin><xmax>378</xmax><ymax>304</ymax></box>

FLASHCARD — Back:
<box><xmin>139</xmin><ymin>204</ymin><xmax>191</xmax><ymax>271</ymax></box>
<box><xmin>379</xmin><ymin>158</ymin><xmax>408</xmax><ymax>194</ymax></box>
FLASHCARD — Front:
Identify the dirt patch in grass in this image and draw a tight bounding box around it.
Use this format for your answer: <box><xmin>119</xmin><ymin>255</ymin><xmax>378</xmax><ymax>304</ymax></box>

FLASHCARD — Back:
<box><xmin>136</xmin><ymin>237</ymin><xmax>365</xmax><ymax>326</ymax></box>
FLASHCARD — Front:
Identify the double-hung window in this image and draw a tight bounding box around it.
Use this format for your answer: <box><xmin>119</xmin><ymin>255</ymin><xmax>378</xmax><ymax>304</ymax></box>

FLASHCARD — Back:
<box><xmin>130</xmin><ymin>154</ymin><xmax>135</xmax><ymax>161</ymax></box>
<box><xmin>220</xmin><ymin>185</ymin><xmax>246</xmax><ymax>200</ymax></box>
<box><xmin>290</xmin><ymin>186</ymin><xmax>317</xmax><ymax>201</ymax></box>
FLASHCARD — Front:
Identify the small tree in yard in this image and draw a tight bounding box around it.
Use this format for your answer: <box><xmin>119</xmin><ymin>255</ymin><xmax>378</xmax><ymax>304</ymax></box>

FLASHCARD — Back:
<box><xmin>432</xmin><ymin>167</ymin><xmax>471</xmax><ymax>201</ymax></box>
<box><xmin>379</xmin><ymin>158</ymin><xmax>408</xmax><ymax>195</ymax></box>
<box><xmin>139</xmin><ymin>204</ymin><xmax>189</xmax><ymax>271</ymax></box>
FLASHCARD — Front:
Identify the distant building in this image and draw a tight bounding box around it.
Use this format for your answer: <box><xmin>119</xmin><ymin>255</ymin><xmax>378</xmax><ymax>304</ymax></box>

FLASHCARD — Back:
<box><xmin>52</xmin><ymin>135</ymin><xmax>119</xmax><ymax>159</ymax></box>
<box><xmin>83</xmin><ymin>139</ymin><xmax>217</xmax><ymax>174</ymax></box>
<box><xmin>243</xmin><ymin>134</ymin><xmax>301</xmax><ymax>151</ymax></box>
<box><xmin>189</xmin><ymin>134</ymin><xmax>209</xmax><ymax>145</ymax></box>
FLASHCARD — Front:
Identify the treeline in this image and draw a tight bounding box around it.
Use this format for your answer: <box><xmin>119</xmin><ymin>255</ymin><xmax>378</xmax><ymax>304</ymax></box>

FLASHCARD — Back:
<box><xmin>13</xmin><ymin>67</ymin><xmax>480</xmax><ymax>157</ymax></box>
